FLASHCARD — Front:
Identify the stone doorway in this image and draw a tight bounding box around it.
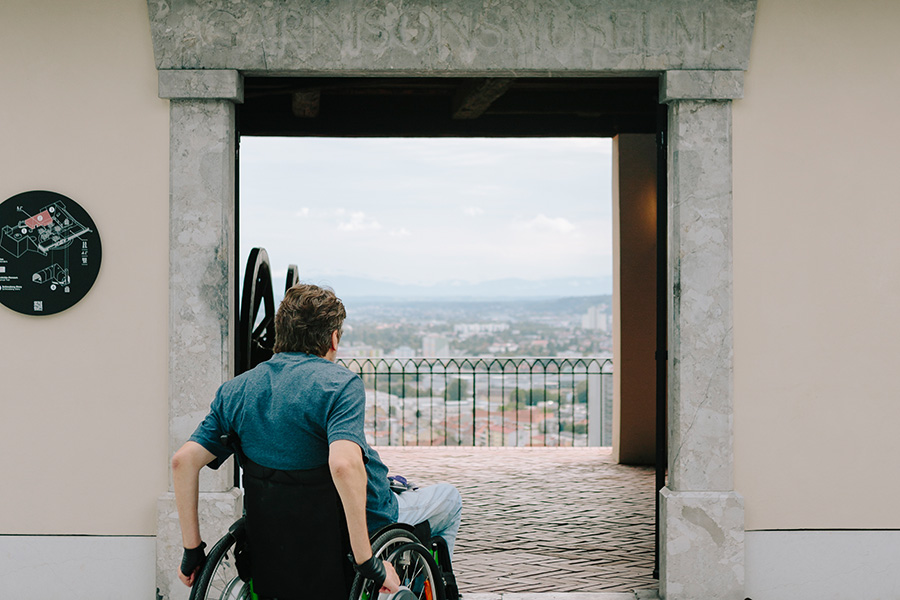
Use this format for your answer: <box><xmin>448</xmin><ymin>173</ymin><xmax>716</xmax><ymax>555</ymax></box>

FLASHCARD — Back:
<box><xmin>150</xmin><ymin>2</ymin><xmax>756</xmax><ymax>598</ymax></box>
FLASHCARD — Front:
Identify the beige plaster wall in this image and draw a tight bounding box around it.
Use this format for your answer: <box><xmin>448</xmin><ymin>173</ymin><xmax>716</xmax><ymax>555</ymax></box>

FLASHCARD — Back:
<box><xmin>4</xmin><ymin>0</ymin><xmax>897</xmax><ymax>539</ymax></box>
<box><xmin>0</xmin><ymin>0</ymin><xmax>169</xmax><ymax>534</ymax></box>
<box><xmin>612</xmin><ymin>135</ymin><xmax>658</xmax><ymax>466</ymax></box>
<box><xmin>733</xmin><ymin>0</ymin><xmax>900</xmax><ymax>529</ymax></box>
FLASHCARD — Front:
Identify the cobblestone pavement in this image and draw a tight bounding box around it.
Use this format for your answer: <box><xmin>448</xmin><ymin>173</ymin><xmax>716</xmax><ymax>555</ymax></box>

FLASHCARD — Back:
<box><xmin>378</xmin><ymin>447</ymin><xmax>659</xmax><ymax>596</ymax></box>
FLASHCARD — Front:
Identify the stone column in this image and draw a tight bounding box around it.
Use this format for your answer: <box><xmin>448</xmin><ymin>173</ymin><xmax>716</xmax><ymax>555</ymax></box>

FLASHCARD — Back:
<box><xmin>155</xmin><ymin>70</ymin><xmax>244</xmax><ymax>600</ymax></box>
<box><xmin>659</xmin><ymin>70</ymin><xmax>745</xmax><ymax>600</ymax></box>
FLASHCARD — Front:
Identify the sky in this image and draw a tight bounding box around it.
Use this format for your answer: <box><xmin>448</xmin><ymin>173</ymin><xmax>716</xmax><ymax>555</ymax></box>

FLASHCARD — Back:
<box><xmin>239</xmin><ymin>137</ymin><xmax>612</xmax><ymax>289</ymax></box>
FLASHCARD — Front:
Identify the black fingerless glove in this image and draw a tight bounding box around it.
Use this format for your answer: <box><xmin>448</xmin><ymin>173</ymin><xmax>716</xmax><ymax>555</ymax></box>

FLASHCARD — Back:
<box><xmin>352</xmin><ymin>555</ymin><xmax>386</xmax><ymax>588</ymax></box>
<box><xmin>181</xmin><ymin>541</ymin><xmax>207</xmax><ymax>577</ymax></box>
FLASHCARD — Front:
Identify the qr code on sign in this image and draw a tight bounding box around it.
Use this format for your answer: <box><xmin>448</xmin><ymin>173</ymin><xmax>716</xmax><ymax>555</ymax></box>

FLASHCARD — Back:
<box><xmin>34</xmin><ymin>301</ymin><xmax>43</xmax><ymax>312</ymax></box>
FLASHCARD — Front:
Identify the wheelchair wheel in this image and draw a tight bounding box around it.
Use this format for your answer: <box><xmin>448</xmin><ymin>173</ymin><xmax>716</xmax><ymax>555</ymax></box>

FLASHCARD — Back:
<box><xmin>350</xmin><ymin>537</ymin><xmax>444</xmax><ymax>600</ymax></box>
<box><xmin>189</xmin><ymin>531</ymin><xmax>251</xmax><ymax>600</ymax></box>
<box><xmin>368</xmin><ymin>527</ymin><xmax>421</xmax><ymax>562</ymax></box>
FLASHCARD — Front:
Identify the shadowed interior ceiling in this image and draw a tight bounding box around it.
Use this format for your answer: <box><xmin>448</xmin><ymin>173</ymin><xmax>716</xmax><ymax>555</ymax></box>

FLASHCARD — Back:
<box><xmin>239</xmin><ymin>76</ymin><xmax>659</xmax><ymax>137</ymax></box>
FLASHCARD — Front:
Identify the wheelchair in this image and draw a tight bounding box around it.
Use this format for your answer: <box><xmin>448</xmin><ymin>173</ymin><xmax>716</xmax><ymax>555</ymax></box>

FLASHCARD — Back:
<box><xmin>190</xmin><ymin>518</ymin><xmax>451</xmax><ymax>600</ymax></box>
<box><xmin>188</xmin><ymin>435</ymin><xmax>457</xmax><ymax>600</ymax></box>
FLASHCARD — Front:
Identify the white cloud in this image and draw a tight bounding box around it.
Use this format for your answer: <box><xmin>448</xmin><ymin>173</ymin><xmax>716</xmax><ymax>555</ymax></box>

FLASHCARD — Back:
<box><xmin>240</xmin><ymin>137</ymin><xmax>613</xmax><ymax>283</ymax></box>
<box><xmin>512</xmin><ymin>214</ymin><xmax>577</xmax><ymax>235</ymax></box>
<box><xmin>338</xmin><ymin>211</ymin><xmax>381</xmax><ymax>232</ymax></box>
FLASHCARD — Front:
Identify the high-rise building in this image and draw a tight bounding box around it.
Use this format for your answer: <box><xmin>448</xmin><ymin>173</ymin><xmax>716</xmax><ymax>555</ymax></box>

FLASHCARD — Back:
<box><xmin>581</xmin><ymin>305</ymin><xmax>609</xmax><ymax>331</ymax></box>
<box><xmin>422</xmin><ymin>333</ymin><xmax>450</xmax><ymax>357</ymax></box>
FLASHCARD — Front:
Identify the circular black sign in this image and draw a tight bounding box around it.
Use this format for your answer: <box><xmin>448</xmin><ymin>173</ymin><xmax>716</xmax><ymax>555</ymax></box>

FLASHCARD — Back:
<box><xmin>0</xmin><ymin>191</ymin><xmax>102</xmax><ymax>316</ymax></box>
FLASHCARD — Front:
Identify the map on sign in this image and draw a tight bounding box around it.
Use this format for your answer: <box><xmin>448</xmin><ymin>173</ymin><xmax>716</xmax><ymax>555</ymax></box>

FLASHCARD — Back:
<box><xmin>0</xmin><ymin>191</ymin><xmax>102</xmax><ymax>316</ymax></box>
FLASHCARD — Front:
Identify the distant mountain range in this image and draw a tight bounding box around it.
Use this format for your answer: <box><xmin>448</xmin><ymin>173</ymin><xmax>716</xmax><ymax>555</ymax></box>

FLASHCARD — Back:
<box><xmin>301</xmin><ymin>275</ymin><xmax>613</xmax><ymax>300</ymax></box>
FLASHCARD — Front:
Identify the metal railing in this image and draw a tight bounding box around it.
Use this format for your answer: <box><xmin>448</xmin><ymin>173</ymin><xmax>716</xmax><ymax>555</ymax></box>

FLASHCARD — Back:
<box><xmin>336</xmin><ymin>357</ymin><xmax>613</xmax><ymax>447</ymax></box>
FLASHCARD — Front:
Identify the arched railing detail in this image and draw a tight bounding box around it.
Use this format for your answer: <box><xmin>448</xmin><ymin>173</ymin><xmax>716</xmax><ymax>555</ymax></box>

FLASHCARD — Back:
<box><xmin>337</xmin><ymin>356</ymin><xmax>613</xmax><ymax>447</ymax></box>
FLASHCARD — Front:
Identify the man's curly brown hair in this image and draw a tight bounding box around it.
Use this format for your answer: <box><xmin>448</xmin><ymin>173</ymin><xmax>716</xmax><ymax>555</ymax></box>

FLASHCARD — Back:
<box><xmin>273</xmin><ymin>284</ymin><xmax>346</xmax><ymax>356</ymax></box>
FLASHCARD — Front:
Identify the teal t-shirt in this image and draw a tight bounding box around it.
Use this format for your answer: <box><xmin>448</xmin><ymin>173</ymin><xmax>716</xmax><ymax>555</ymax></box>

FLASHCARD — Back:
<box><xmin>189</xmin><ymin>352</ymin><xmax>398</xmax><ymax>532</ymax></box>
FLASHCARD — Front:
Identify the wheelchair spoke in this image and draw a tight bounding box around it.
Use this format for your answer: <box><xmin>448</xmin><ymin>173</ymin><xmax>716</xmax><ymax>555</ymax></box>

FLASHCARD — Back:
<box><xmin>209</xmin><ymin>551</ymin><xmax>234</xmax><ymax>598</ymax></box>
<box><xmin>395</xmin><ymin>551</ymin><xmax>433</xmax><ymax>600</ymax></box>
<box><xmin>403</xmin><ymin>561</ymin><xmax>426</xmax><ymax>586</ymax></box>
<box><xmin>192</xmin><ymin>538</ymin><xmax>251</xmax><ymax>600</ymax></box>
<box><xmin>352</xmin><ymin>529</ymin><xmax>444</xmax><ymax>600</ymax></box>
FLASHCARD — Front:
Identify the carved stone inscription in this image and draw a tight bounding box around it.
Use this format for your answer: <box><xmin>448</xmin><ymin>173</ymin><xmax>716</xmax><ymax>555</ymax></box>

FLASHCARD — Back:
<box><xmin>148</xmin><ymin>0</ymin><xmax>756</xmax><ymax>72</ymax></box>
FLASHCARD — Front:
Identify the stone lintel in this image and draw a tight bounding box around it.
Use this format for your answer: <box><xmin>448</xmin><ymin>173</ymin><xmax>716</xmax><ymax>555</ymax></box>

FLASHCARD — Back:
<box><xmin>660</xmin><ymin>70</ymin><xmax>744</xmax><ymax>102</ymax></box>
<box><xmin>660</xmin><ymin>488</ymin><xmax>744</xmax><ymax>600</ymax></box>
<box><xmin>157</xmin><ymin>489</ymin><xmax>243</xmax><ymax>600</ymax></box>
<box><xmin>148</xmin><ymin>0</ymin><xmax>757</xmax><ymax>73</ymax></box>
<box><xmin>158</xmin><ymin>69</ymin><xmax>244</xmax><ymax>103</ymax></box>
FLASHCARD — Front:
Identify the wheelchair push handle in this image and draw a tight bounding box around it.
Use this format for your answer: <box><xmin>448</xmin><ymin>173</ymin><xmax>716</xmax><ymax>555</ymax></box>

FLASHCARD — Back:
<box><xmin>220</xmin><ymin>431</ymin><xmax>246</xmax><ymax>469</ymax></box>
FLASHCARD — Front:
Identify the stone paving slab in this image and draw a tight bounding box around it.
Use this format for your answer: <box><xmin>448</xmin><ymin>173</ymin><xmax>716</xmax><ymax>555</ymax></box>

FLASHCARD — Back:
<box><xmin>378</xmin><ymin>447</ymin><xmax>659</xmax><ymax>596</ymax></box>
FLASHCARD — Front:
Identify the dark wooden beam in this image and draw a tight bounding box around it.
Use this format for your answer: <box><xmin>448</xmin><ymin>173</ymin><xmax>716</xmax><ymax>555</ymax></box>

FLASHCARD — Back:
<box><xmin>452</xmin><ymin>78</ymin><xmax>514</xmax><ymax>120</ymax></box>
<box><xmin>241</xmin><ymin>76</ymin><xmax>660</xmax><ymax>136</ymax></box>
<box><xmin>291</xmin><ymin>90</ymin><xmax>320</xmax><ymax>118</ymax></box>
<box><xmin>241</xmin><ymin>110</ymin><xmax>655</xmax><ymax>137</ymax></box>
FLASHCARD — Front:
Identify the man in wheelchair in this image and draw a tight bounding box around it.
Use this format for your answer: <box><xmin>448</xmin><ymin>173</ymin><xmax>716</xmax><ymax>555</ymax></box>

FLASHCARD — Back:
<box><xmin>172</xmin><ymin>284</ymin><xmax>462</xmax><ymax>599</ymax></box>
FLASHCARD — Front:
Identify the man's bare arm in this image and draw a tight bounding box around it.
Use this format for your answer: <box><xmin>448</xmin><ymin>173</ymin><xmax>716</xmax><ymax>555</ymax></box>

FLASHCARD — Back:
<box><xmin>172</xmin><ymin>441</ymin><xmax>216</xmax><ymax>586</ymax></box>
<box><xmin>328</xmin><ymin>440</ymin><xmax>373</xmax><ymax>562</ymax></box>
<box><xmin>329</xmin><ymin>440</ymin><xmax>400</xmax><ymax>592</ymax></box>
